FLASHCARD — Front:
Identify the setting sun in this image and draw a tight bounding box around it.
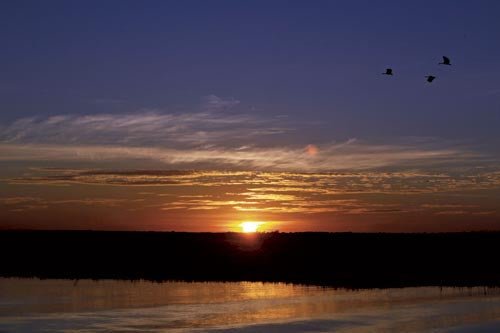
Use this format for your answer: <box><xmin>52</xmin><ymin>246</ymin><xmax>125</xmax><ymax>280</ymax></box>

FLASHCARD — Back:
<box><xmin>240</xmin><ymin>221</ymin><xmax>265</xmax><ymax>233</ymax></box>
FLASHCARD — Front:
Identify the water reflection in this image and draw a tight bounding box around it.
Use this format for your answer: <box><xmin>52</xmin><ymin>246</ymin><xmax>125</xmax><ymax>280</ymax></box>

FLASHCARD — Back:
<box><xmin>1</xmin><ymin>278</ymin><xmax>500</xmax><ymax>332</ymax></box>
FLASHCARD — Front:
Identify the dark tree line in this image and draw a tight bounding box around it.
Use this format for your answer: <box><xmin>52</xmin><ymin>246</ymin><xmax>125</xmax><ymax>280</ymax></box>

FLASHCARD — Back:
<box><xmin>2</xmin><ymin>230</ymin><xmax>500</xmax><ymax>288</ymax></box>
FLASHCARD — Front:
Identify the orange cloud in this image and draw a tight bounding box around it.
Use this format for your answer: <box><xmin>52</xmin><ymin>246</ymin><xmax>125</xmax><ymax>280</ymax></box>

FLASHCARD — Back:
<box><xmin>305</xmin><ymin>144</ymin><xmax>318</xmax><ymax>156</ymax></box>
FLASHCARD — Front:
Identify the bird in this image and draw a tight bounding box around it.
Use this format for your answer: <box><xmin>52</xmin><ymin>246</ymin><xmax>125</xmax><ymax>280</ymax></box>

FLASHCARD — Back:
<box><xmin>382</xmin><ymin>68</ymin><xmax>393</xmax><ymax>75</ymax></box>
<box><xmin>425</xmin><ymin>75</ymin><xmax>436</xmax><ymax>83</ymax></box>
<box><xmin>439</xmin><ymin>56</ymin><xmax>451</xmax><ymax>65</ymax></box>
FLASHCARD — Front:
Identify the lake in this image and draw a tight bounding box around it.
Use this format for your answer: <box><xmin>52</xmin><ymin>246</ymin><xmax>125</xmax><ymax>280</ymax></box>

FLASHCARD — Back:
<box><xmin>1</xmin><ymin>278</ymin><xmax>500</xmax><ymax>332</ymax></box>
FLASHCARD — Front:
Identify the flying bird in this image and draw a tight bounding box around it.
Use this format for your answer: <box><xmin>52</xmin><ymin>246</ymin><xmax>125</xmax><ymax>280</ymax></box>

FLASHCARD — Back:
<box><xmin>382</xmin><ymin>68</ymin><xmax>393</xmax><ymax>75</ymax></box>
<box><xmin>439</xmin><ymin>56</ymin><xmax>451</xmax><ymax>65</ymax></box>
<box><xmin>425</xmin><ymin>75</ymin><xmax>436</xmax><ymax>83</ymax></box>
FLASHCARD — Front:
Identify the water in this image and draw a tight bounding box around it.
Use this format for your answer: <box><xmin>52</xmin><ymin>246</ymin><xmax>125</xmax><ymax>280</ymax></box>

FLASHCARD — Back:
<box><xmin>1</xmin><ymin>278</ymin><xmax>500</xmax><ymax>332</ymax></box>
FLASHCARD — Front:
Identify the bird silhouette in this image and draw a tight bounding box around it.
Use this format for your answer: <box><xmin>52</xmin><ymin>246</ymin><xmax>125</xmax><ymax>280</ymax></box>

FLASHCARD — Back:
<box><xmin>439</xmin><ymin>56</ymin><xmax>451</xmax><ymax>65</ymax></box>
<box><xmin>425</xmin><ymin>75</ymin><xmax>436</xmax><ymax>83</ymax></box>
<box><xmin>382</xmin><ymin>68</ymin><xmax>393</xmax><ymax>75</ymax></box>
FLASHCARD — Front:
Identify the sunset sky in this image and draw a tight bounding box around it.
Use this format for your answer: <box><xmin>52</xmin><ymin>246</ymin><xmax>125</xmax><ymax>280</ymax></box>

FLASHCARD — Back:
<box><xmin>1</xmin><ymin>0</ymin><xmax>500</xmax><ymax>231</ymax></box>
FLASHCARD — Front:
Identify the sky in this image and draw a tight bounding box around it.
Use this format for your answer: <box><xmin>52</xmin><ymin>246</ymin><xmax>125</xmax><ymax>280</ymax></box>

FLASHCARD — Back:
<box><xmin>1</xmin><ymin>0</ymin><xmax>500</xmax><ymax>232</ymax></box>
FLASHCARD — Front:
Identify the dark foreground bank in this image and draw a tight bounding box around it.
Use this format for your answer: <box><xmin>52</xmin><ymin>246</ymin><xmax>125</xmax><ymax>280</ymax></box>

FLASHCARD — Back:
<box><xmin>2</xmin><ymin>231</ymin><xmax>500</xmax><ymax>288</ymax></box>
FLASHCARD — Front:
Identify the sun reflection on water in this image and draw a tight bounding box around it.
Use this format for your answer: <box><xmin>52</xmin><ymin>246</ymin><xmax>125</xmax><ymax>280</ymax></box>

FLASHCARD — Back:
<box><xmin>2</xmin><ymin>279</ymin><xmax>500</xmax><ymax>332</ymax></box>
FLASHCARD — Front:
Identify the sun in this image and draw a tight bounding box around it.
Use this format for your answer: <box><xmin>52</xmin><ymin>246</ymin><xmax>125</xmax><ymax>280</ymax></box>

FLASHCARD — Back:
<box><xmin>240</xmin><ymin>221</ymin><xmax>265</xmax><ymax>233</ymax></box>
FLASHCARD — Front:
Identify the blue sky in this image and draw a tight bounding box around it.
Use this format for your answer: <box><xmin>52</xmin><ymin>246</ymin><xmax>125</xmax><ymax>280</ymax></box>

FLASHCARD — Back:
<box><xmin>1</xmin><ymin>1</ymin><xmax>500</xmax><ymax>231</ymax></box>
<box><xmin>1</xmin><ymin>0</ymin><xmax>499</xmax><ymax>142</ymax></box>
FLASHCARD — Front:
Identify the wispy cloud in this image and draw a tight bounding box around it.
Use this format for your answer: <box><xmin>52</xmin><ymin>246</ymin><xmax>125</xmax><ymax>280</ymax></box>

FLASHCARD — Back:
<box><xmin>3</xmin><ymin>168</ymin><xmax>499</xmax><ymax>217</ymax></box>
<box><xmin>0</xmin><ymin>195</ymin><xmax>134</xmax><ymax>212</ymax></box>
<box><xmin>0</xmin><ymin>95</ymin><xmax>285</xmax><ymax>148</ymax></box>
<box><xmin>0</xmin><ymin>140</ymin><xmax>480</xmax><ymax>171</ymax></box>
<box><xmin>0</xmin><ymin>113</ymin><xmax>272</xmax><ymax>148</ymax></box>
<box><xmin>9</xmin><ymin>168</ymin><xmax>500</xmax><ymax>191</ymax></box>
<box><xmin>201</xmin><ymin>94</ymin><xmax>241</xmax><ymax>110</ymax></box>
<box><xmin>0</xmin><ymin>95</ymin><xmax>492</xmax><ymax>171</ymax></box>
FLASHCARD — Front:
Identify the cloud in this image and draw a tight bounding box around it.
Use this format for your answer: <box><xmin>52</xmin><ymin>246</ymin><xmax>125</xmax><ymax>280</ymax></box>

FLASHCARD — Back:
<box><xmin>0</xmin><ymin>95</ymin><xmax>284</xmax><ymax>151</ymax></box>
<box><xmin>421</xmin><ymin>204</ymin><xmax>479</xmax><ymax>209</ymax></box>
<box><xmin>0</xmin><ymin>196</ymin><xmax>42</xmax><ymax>205</ymax></box>
<box><xmin>4</xmin><ymin>168</ymin><xmax>499</xmax><ymax>216</ymax></box>
<box><xmin>0</xmin><ymin>97</ymin><xmax>491</xmax><ymax>171</ymax></box>
<box><xmin>435</xmin><ymin>210</ymin><xmax>469</xmax><ymax>215</ymax></box>
<box><xmin>305</xmin><ymin>144</ymin><xmax>318</xmax><ymax>156</ymax></box>
<box><xmin>0</xmin><ymin>195</ymin><xmax>134</xmax><ymax>212</ymax></box>
<box><xmin>0</xmin><ymin>112</ymin><xmax>274</xmax><ymax>148</ymax></box>
<box><xmin>9</xmin><ymin>168</ymin><xmax>500</xmax><ymax>195</ymax></box>
<box><xmin>201</xmin><ymin>94</ymin><xmax>241</xmax><ymax>110</ymax></box>
<box><xmin>0</xmin><ymin>140</ymin><xmax>480</xmax><ymax>172</ymax></box>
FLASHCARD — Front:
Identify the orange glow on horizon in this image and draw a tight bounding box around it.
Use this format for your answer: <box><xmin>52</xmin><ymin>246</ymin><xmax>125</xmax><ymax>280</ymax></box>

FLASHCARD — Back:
<box><xmin>241</xmin><ymin>221</ymin><xmax>265</xmax><ymax>233</ymax></box>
